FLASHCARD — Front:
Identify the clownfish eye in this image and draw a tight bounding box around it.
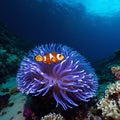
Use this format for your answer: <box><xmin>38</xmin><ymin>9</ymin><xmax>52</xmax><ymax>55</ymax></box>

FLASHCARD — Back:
<box><xmin>35</xmin><ymin>55</ymin><xmax>43</xmax><ymax>62</ymax></box>
<box><xmin>57</xmin><ymin>54</ymin><xmax>64</xmax><ymax>60</ymax></box>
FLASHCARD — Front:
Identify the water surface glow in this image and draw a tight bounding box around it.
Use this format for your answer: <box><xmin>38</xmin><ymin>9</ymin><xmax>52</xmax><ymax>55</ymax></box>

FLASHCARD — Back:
<box><xmin>37</xmin><ymin>0</ymin><xmax>120</xmax><ymax>17</ymax></box>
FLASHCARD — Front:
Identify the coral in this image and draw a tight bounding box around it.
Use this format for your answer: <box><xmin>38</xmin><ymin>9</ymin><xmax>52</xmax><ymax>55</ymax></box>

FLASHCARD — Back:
<box><xmin>23</xmin><ymin>106</ymin><xmax>38</xmax><ymax>120</ymax></box>
<box><xmin>74</xmin><ymin>107</ymin><xmax>103</xmax><ymax>120</ymax></box>
<box><xmin>41</xmin><ymin>113</ymin><xmax>65</xmax><ymax>120</ymax></box>
<box><xmin>0</xmin><ymin>23</ymin><xmax>24</xmax><ymax>82</ymax></box>
<box><xmin>23</xmin><ymin>106</ymin><xmax>32</xmax><ymax>118</ymax></box>
<box><xmin>84</xmin><ymin>111</ymin><xmax>102</xmax><ymax>120</ymax></box>
<box><xmin>0</xmin><ymin>48</ymin><xmax>7</xmax><ymax>55</ymax></box>
<box><xmin>111</xmin><ymin>66</ymin><xmax>120</xmax><ymax>80</ymax></box>
<box><xmin>16</xmin><ymin>44</ymin><xmax>98</xmax><ymax>110</ymax></box>
<box><xmin>6</xmin><ymin>54</ymin><xmax>19</xmax><ymax>64</ymax></box>
<box><xmin>97</xmin><ymin>81</ymin><xmax>120</xmax><ymax>120</ymax></box>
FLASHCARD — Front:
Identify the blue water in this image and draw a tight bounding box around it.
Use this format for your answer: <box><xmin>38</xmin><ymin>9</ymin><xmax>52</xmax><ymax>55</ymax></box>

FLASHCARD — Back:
<box><xmin>0</xmin><ymin>0</ymin><xmax>120</xmax><ymax>61</ymax></box>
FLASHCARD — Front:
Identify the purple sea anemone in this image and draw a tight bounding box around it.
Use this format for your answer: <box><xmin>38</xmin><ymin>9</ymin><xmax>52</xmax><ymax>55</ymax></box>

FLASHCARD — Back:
<box><xmin>16</xmin><ymin>44</ymin><xmax>98</xmax><ymax>110</ymax></box>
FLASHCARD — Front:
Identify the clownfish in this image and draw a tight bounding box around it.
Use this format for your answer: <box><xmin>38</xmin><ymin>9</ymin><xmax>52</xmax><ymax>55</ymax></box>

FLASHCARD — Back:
<box><xmin>35</xmin><ymin>52</ymin><xmax>64</xmax><ymax>64</ymax></box>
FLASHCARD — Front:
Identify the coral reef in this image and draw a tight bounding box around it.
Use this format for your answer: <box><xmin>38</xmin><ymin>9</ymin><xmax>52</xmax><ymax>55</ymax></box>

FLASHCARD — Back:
<box><xmin>16</xmin><ymin>44</ymin><xmax>98</xmax><ymax>110</ymax></box>
<box><xmin>2</xmin><ymin>21</ymin><xmax>120</xmax><ymax>119</ymax></box>
<box><xmin>41</xmin><ymin>113</ymin><xmax>65</xmax><ymax>120</ymax></box>
<box><xmin>94</xmin><ymin>49</ymin><xmax>120</xmax><ymax>78</ymax></box>
<box><xmin>73</xmin><ymin>104</ymin><xmax>103</xmax><ymax>120</ymax></box>
<box><xmin>97</xmin><ymin>81</ymin><xmax>120</xmax><ymax>120</ymax></box>
<box><xmin>111</xmin><ymin>66</ymin><xmax>120</xmax><ymax>80</ymax></box>
<box><xmin>93</xmin><ymin>50</ymin><xmax>120</xmax><ymax>99</ymax></box>
<box><xmin>0</xmin><ymin>22</ymin><xmax>24</xmax><ymax>84</ymax></box>
<box><xmin>0</xmin><ymin>23</ymin><xmax>26</xmax><ymax>120</ymax></box>
<box><xmin>91</xmin><ymin>55</ymin><xmax>120</xmax><ymax>120</ymax></box>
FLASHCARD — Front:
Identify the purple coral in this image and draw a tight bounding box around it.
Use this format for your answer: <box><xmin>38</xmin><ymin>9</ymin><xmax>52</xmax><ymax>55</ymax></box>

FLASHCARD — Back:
<box><xmin>16</xmin><ymin>44</ymin><xmax>98</xmax><ymax>110</ymax></box>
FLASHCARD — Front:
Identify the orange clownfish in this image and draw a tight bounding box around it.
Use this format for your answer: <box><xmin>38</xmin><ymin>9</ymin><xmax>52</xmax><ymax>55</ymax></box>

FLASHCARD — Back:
<box><xmin>35</xmin><ymin>52</ymin><xmax>64</xmax><ymax>64</ymax></box>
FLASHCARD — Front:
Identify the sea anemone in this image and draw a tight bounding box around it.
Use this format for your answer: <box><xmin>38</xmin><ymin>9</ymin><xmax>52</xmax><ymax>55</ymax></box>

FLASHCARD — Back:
<box><xmin>16</xmin><ymin>44</ymin><xmax>98</xmax><ymax>110</ymax></box>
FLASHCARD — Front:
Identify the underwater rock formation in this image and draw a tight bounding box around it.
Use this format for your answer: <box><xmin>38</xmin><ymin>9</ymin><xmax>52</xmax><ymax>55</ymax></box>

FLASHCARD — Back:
<box><xmin>0</xmin><ymin>94</ymin><xmax>10</xmax><ymax>111</ymax></box>
<box><xmin>0</xmin><ymin>22</ymin><xmax>24</xmax><ymax>83</ymax></box>
<box><xmin>16</xmin><ymin>44</ymin><xmax>98</xmax><ymax>110</ymax></box>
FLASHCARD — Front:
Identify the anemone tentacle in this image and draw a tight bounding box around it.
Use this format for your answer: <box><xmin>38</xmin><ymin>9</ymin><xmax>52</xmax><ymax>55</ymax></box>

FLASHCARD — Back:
<box><xmin>16</xmin><ymin>44</ymin><xmax>98</xmax><ymax>110</ymax></box>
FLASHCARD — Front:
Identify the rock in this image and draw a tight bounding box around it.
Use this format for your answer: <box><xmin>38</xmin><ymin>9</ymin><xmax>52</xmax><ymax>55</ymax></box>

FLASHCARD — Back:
<box><xmin>10</xmin><ymin>87</ymin><xmax>19</xmax><ymax>95</ymax></box>
<box><xmin>0</xmin><ymin>94</ymin><xmax>10</xmax><ymax>111</ymax></box>
<box><xmin>8</xmin><ymin>102</ymin><xmax>14</xmax><ymax>107</ymax></box>
<box><xmin>1</xmin><ymin>88</ymin><xmax>9</xmax><ymax>92</ymax></box>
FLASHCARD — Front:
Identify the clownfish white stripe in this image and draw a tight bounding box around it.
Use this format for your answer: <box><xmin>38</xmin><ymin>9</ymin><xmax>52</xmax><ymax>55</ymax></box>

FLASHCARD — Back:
<box><xmin>43</xmin><ymin>56</ymin><xmax>46</xmax><ymax>61</ymax></box>
<box><xmin>57</xmin><ymin>54</ymin><xmax>61</xmax><ymax>60</ymax></box>
<box><xmin>49</xmin><ymin>53</ymin><xmax>54</xmax><ymax>60</ymax></box>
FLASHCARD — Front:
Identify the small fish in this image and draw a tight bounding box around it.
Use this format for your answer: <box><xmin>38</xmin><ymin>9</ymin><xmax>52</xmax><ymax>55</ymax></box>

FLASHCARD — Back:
<box><xmin>35</xmin><ymin>52</ymin><xmax>64</xmax><ymax>64</ymax></box>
